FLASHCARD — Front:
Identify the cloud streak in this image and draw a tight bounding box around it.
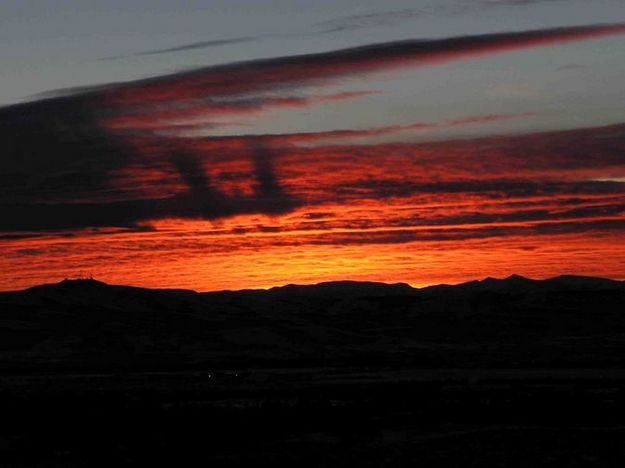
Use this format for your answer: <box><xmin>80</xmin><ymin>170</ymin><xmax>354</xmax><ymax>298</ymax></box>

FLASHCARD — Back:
<box><xmin>1</xmin><ymin>120</ymin><xmax>625</xmax><ymax>234</ymax></box>
<box><xmin>1</xmin><ymin>23</ymin><xmax>625</xmax><ymax>236</ymax></box>
<box><xmin>105</xmin><ymin>3</ymin><xmax>573</xmax><ymax>60</ymax></box>
<box><xmin>313</xmin><ymin>9</ymin><xmax>425</xmax><ymax>34</ymax></box>
<box><xmin>106</xmin><ymin>8</ymin><xmax>427</xmax><ymax>60</ymax></box>
<box><xmin>102</xmin><ymin>23</ymin><xmax>625</xmax><ymax>108</ymax></box>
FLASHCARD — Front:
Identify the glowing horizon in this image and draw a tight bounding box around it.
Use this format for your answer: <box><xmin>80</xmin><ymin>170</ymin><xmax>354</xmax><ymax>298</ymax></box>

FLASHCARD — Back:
<box><xmin>2</xmin><ymin>16</ymin><xmax>625</xmax><ymax>292</ymax></box>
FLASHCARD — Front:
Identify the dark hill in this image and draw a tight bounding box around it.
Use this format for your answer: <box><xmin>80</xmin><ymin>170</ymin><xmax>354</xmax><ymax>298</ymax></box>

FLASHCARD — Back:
<box><xmin>267</xmin><ymin>280</ymin><xmax>416</xmax><ymax>298</ymax></box>
<box><xmin>1</xmin><ymin>275</ymin><xmax>624</xmax><ymax>371</ymax></box>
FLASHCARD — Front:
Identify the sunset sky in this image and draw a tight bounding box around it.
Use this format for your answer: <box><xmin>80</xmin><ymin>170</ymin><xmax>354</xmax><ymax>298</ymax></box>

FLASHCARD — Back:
<box><xmin>2</xmin><ymin>0</ymin><xmax>625</xmax><ymax>291</ymax></box>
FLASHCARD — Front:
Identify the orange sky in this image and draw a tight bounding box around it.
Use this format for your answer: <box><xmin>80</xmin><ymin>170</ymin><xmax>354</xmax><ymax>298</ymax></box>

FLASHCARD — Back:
<box><xmin>1</xmin><ymin>24</ymin><xmax>625</xmax><ymax>291</ymax></box>
<box><xmin>2</xmin><ymin>215</ymin><xmax>625</xmax><ymax>292</ymax></box>
<box><xmin>2</xmin><ymin>120</ymin><xmax>625</xmax><ymax>291</ymax></box>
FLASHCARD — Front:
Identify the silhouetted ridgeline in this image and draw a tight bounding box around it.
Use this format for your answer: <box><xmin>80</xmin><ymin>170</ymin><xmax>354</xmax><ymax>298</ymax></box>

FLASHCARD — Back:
<box><xmin>1</xmin><ymin>275</ymin><xmax>624</xmax><ymax>371</ymax></box>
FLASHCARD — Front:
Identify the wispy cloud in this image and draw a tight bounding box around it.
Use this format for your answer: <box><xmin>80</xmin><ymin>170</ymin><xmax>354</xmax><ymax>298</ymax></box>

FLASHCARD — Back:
<box><xmin>174</xmin><ymin>112</ymin><xmax>538</xmax><ymax>144</ymax></box>
<box><xmin>105</xmin><ymin>8</ymin><xmax>427</xmax><ymax>60</ymax></box>
<box><xmin>313</xmin><ymin>9</ymin><xmax>425</xmax><ymax>34</ymax></box>
<box><xmin>105</xmin><ymin>2</ymin><xmax>574</xmax><ymax>60</ymax></box>
<box><xmin>2</xmin><ymin>24</ymin><xmax>624</xmax><ymax>235</ymax></box>
<box><xmin>477</xmin><ymin>0</ymin><xmax>565</xmax><ymax>6</ymax></box>
<box><xmin>103</xmin><ymin>23</ymin><xmax>625</xmax><ymax>108</ymax></box>
<box><xmin>128</xmin><ymin>36</ymin><xmax>256</xmax><ymax>58</ymax></box>
<box><xmin>102</xmin><ymin>91</ymin><xmax>381</xmax><ymax>132</ymax></box>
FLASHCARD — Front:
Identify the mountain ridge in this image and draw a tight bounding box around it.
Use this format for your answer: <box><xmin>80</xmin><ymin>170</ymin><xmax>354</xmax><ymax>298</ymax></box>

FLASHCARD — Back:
<box><xmin>5</xmin><ymin>273</ymin><xmax>623</xmax><ymax>297</ymax></box>
<box><xmin>1</xmin><ymin>273</ymin><xmax>625</xmax><ymax>372</ymax></box>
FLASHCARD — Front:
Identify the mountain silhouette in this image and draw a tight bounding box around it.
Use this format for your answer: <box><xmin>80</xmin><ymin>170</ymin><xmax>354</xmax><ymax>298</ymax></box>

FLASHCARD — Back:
<box><xmin>1</xmin><ymin>275</ymin><xmax>624</xmax><ymax>372</ymax></box>
<box><xmin>3</xmin><ymin>275</ymin><xmax>625</xmax><ymax>467</ymax></box>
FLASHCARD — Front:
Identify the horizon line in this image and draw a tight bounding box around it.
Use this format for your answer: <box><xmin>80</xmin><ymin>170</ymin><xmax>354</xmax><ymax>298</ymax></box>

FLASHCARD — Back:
<box><xmin>3</xmin><ymin>273</ymin><xmax>623</xmax><ymax>295</ymax></box>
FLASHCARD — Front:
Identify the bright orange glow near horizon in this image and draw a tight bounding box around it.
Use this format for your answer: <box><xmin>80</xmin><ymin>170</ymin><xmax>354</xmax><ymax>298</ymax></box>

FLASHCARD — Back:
<box><xmin>2</xmin><ymin>24</ymin><xmax>625</xmax><ymax>292</ymax></box>
<box><xmin>2</xmin><ymin>212</ymin><xmax>625</xmax><ymax>292</ymax></box>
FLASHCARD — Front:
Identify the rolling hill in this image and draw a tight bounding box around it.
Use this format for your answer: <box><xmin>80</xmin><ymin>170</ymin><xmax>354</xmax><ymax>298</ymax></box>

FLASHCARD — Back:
<box><xmin>1</xmin><ymin>275</ymin><xmax>624</xmax><ymax>371</ymax></box>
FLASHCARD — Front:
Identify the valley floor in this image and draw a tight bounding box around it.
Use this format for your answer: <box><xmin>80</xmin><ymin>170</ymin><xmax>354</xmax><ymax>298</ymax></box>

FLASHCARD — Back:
<box><xmin>3</xmin><ymin>366</ymin><xmax>625</xmax><ymax>467</ymax></box>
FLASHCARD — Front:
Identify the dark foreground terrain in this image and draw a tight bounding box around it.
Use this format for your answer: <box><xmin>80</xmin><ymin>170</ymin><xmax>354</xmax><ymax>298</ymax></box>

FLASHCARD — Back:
<box><xmin>1</xmin><ymin>275</ymin><xmax>625</xmax><ymax>466</ymax></box>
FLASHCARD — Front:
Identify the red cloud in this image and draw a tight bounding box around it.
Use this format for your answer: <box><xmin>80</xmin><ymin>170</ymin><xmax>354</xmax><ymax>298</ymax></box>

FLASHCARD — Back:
<box><xmin>97</xmin><ymin>23</ymin><xmax>625</xmax><ymax>140</ymax></box>
<box><xmin>102</xmin><ymin>23</ymin><xmax>625</xmax><ymax>108</ymax></box>
<box><xmin>102</xmin><ymin>91</ymin><xmax>381</xmax><ymax>131</ymax></box>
